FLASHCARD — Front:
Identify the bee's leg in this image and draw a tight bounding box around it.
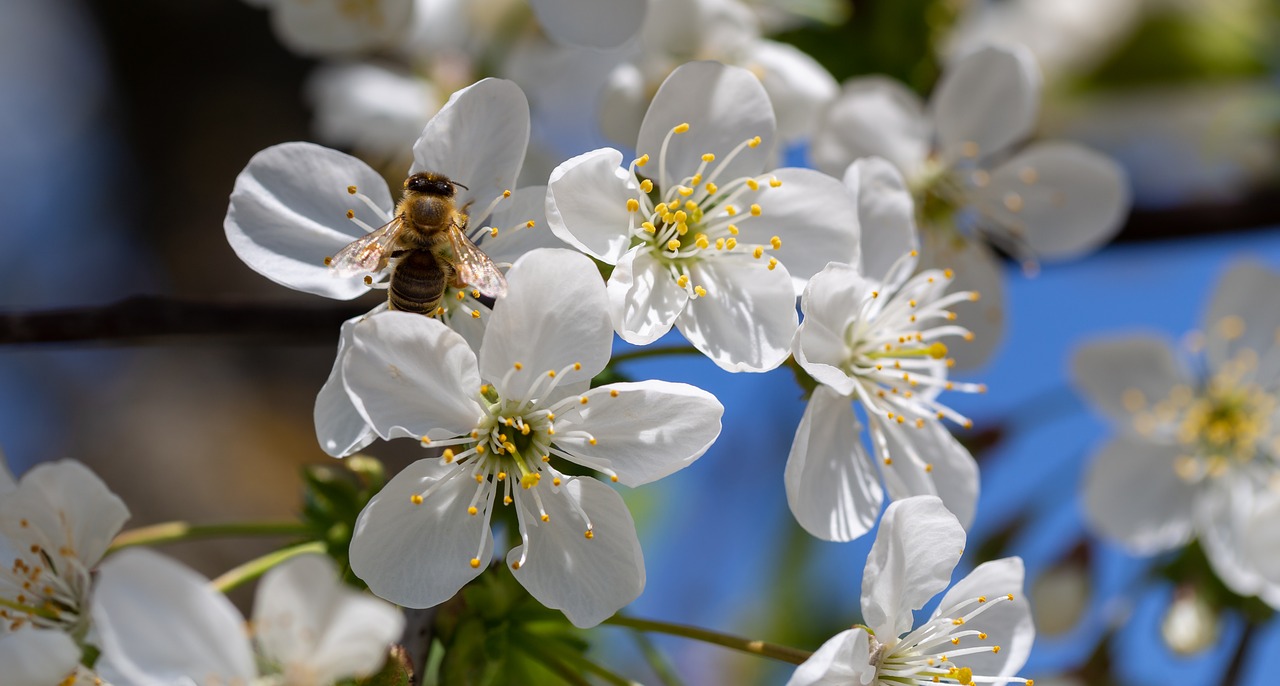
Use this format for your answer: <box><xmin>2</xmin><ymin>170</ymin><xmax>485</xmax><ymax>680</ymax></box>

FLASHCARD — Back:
<box><xmin>444</xmin><ymin>262</ymin><xmax>467</xmax><ymax>290</ymax></box>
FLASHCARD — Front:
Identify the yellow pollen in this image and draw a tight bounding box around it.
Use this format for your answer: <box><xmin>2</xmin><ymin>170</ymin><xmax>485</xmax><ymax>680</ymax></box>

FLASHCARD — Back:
<box><xmin>695</xmin><ymin>285</ymin><xmax>707</xmax><ymax>297</ymax></box>
<box><xmin>668</xmin><ymin>239</ymin><xmax>681</xmax><ymax>251</ymax></box>
<box><xmin>468</xmin><ymin>506</ymin><xmax>478</xmax><ymax>515</ymax></box>
<box><xmin>496</xmin><ymin>471</ymin><xmax>506</xmax><ymax>481</ymax></box>
<box><xmin>963</xmin><ymin>332</ymin><xmax>975</xmax><ymax>341</ymax></box>
<box><xmin>929</xmin><ymin>342</ymin><xmax>949</xmax><ymax>359</ymax></box>
<box><xmin>573</xmin><ymin>362</ymin><xmax>581</xmax><ymax>370</ymax></box>
<box><xmin>748</xmin><ymin>136</ymin><xmax>761</xmax><ymax>148</ymax></box>
<box><xmin>715</xmin><ymin>238</ymin><xmax>725</xmax><ymax>249</ymax></box>
<box><xmin>584</xmin><ymin>530</ymin><xmax>594</xmax><ymax>539</ymax></box>
<box><xmin>978</xmin><ymin>632</ymin><xmax>988</xmax><ymax>639</ymax></box>
<box><xmin>685</xmin><ymin>200</ymin><xmax>698</xmax><ymax>211</ymax></box>
<box><xmin>502</xmin><ymin>190</ymin><xmax>511</xmax><ymax>198</ymax></box>
<box><xmin>678</xmin><ymin>185</ymin><xmax>694</xmax><ymax>197</ymax></box>
<box><xmin>655</xmin><ymin>203</ymin><xmax>668</xmax><ymax>215</ymax></box>
<box><xmin>635</xmin><ymin>154</ymin><xmax>649</xmax><ymax>167</ymax></box>
<box><xmin>750</xmin><ymin>204</ymin><xmax>762</xmax><ymax>216</ymax></box>
<box><xmin>726</xmin><ymin>205</ymin><xmax>738</xmax><ymax>216</ymax></box>
<box><xmin>952</xmin><ymin>638</ymin><xmax>960</xmax><ymax>645</ymax></box>
<box><xmin>553</xmin><ymin>477</ymin><xmax>562</xmax><ymax>486</ymax></box>
<box><xmin>970</xmin><ymin>291</ymin><xmax>981</xmax><ymax>301</ymax></box>
<box><xmin>471</xmin><ymin>310</ymin><xmax>481</xmax><ymax>319</ymax></box>
<box><xmin>727</xmin><ymin>224</ymin><xmax>739</xmax><ymax>235</ymax></box>
<box><xmin>610</xmin><ymin>389</ymin><xmax>619</xmax><ymax>397</ymax></box>
<box><xmin>726</xmin><ymin>237</ymin><xmax>737</xmax><ymax>250</ymax></box>
<box><xmin>916</xmin><ymin>418</ymin><xmax>925</xmax><ymax>429</ymax></box>
<box><xmin>705</xmin><ymin>182</ymin><xmax>718</xmax><ymax>194</ymax></box>
<box><xmin>420</xmin><ymin>435</ymin><xmax>431</xmax><ymax>445</ymax></box>
<box><xmin>884</xmin><ymin>458</ymin><xmax>893</xmax><ymax>466</ymax></box>
<box><xmin>641</xmin><ymin>221</ymin><xmax>656</xmax><ymax>233</ymax></box>
<box><xmin>944</xmin><ymin>268</ymin><xmax>954</xmax><ymax>279</ymax></box>
<box><xmin>490</xmin><ymin>226</ymin><xmax>499</xmax><ymax>238</ymax></box>
<box><xmin>677</xmin><ymin>274</ymin><xmax>689</xmax><ymax>288</ymax></box>
<box><xmin>541</xmin><ymin>514</ymin><xmax>550</xmax><ymax>522</ymax></box>
<box><xmin>978</xmin><ymin>596</ymin><xmax>987</xmax><ymax>602</ymax></box>
<box><xmin>410</xmin><ymin>494</ymin><xmax>423</xmax><ymax>505</ymax></box>
<box><xmin>872</xmin><ymin>291</ymin><xmax>880</xmax><ymax>298</ymax></box>
<box><xmin>674</xmin><ymin>123</ymin><xmax>690</xmax><ymax>134</ymax></box>
<box><xmin>526</xmin><ymin>220</ymin><xmax>536</xmax><ymax>228</ymax></box>
<box><xmin>747</xmin><ymin>179</ymin><xmax>759</xmax><ymax>191</ymax></box>
<box><xmin>769</xmin><ymin>177</ymin><xmax>781</xmax><ymax>188</ymax></box>
<box><xmin>470</xmin><ymin>558</ymin><xmax>481</xmax><ymax>569</ymax></box>
<box><xmin>503</xmin><ymin>496</ymin><xmax>513</xmax><ymax>505</ymax></box>
<box><xmin>770</xmin><ymin>236</ymin><xmax>782</xmax><ymax>249</ymax></box>
<box><xmin>640</xmin><ymin>179</ymin><xmax>653</xmax><ymax>193</ymax></box>
<box><xmin>992</xmin><ymin>646</ymin><xmax>1001</xmax><ymax>654</ymax></box>
<box><xmin>345</xmin><ymin>209</ymin><xmax>354</xmax><ymax>219</ymax></box>
<box><xmin>767</xmin><ymin>257</ymin><xmax>779</xmax><ymax>271</ymax></box>
<box><xmin>347</xmin><ymin>185</ymin><xmax>358</xmax><ymax>194</ymax></box>
<box><xmin>548</xmin><ymin>370</ymin><xmax>556</xmax><ymax>378</ymax></box>
<box><xmin>610</xmin><ymin>475</ymin><xmax>619</xmax><ymax>482</ymax></box>
<box><xmin>456</xmin><ymin>291</ymin><xmax>466</xmax><ymax>301</ymax></box>
<box><xmin>701</xmin><ymin>153</ymin><xmax>716</xmax><ymax>162</ymax></box>
<box><xmin>514</xmin><ymin>362</ymin><xmax>523</xmax><ymax>370</ymax></box>
<box><xmin>676</xmin><ymin>222</ymin><xmax>689</xmax><ymax>235</ymax></box>
<box><xmin>1007</xmin><ymin>593</ymin><xmax>1015</xmax><ymax>601</ymax></box>
<box><xmin>588</xmin><ymin>438</ymin><xmax>598</xmax><ymax>445</ymax></box>
<box><xmin>753</xmin><ymin>246</ymin><xmax>764</xmax><ymax>259</ymax></box>
<box><xmin>696</xmin><ymin>235</ymin><xmax>710</xmax><ymax>249</ymax></box>
<box><xmin>580</xmin><ymin>396</ymin><xmax>589</xmax><ymax>404</ymax></box>
<box><xmin>626</xmin><ymin>198</ymin><xmax>639</xmax><ymax>212</ymax></box>
<box><xmin>956</xmin><ymin>667</ymin><xmax>974</xmax><ymax>685</ymax></box>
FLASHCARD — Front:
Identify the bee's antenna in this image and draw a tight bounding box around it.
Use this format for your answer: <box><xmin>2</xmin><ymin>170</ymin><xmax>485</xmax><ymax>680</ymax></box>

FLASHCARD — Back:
<box><xmin>452</xmin><ymin>181</ymin><xmax>470</xmax><ymax>191</ymax></box>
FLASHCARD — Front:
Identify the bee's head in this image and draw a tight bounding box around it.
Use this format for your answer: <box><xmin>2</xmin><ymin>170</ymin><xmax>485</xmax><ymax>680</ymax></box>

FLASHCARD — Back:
<box><xmin>404</xmin><ymin>172</ymin><xmax>468</xmax><ymax>197</ymax></box>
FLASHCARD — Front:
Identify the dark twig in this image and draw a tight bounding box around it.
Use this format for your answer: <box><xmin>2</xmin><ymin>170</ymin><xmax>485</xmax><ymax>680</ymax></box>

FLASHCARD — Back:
<box><xmin>0</xmin><ymin>296</ymin><xmax>369</xmax><ymax>346</ymax></box>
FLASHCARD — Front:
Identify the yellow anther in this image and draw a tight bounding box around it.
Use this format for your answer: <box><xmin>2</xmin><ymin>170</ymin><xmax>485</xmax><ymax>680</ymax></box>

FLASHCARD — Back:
<box><xmin>674</xmin><ymin>210</ymin><xmax>688</xmax><ymax>222</ymax></box>
<box><xmin>410</xmin><ymin>494</ymin><xmax>423</xmax><ymax>505</ymax></box>
<box><xmin>678</xmin><ymin>185</ymin><xmax>694</xmax><ymax>197</ymax></box>
<box><xmin>639</xmin><ymin>179</ymin><xmax>653</xmax><ymax>193</ymax></box>
<box><xmin>695</xmin><ymin>235</ymin><xmax>710</xmax><ymax>249</ymax></box>
<box><xmin>952</xmin><ymin>638</ymin><xmax>960</xmax><ymax>645</ymax></box>
<box><xmin>420</xmin><ymin>435</ymin><xmax>431</xmax><ymax>445</ymax></box>
<box><xmin>978</xmin><ymin>632</ymin><xmax>987</xmax><ymax>639</ymax></box>
<box><xmin>884</xmin><ymin>458</ymin><xmax>893</xmax><ymax>465</ymax></box>
<box><xmin>456</xmin><ymin>291</ymin><xmax>467</xmax><ymax>300</ymax></box>
<box><xmin>726</xmin><ymin>237</ymin><xmax>737</xmax><ymax>250</ymax></box>
<box><xmin>925</xmin><ymin>463</ymin><xmax>933</xmax><ymax>472</ymax></box>
<box><xmin>956</xmin><ymin>667</ymin><xmax>974</xmax><ymax>685</ymax></box>
<box><xmin>753</xmin><ymin>246</ymin><xmax>764</xmax><ymax>259</ymax></box>
<box><xmin>588</xmin><ymin>437</ymin><xmax>598</xmax><ymax>445</ymax></box>
<box><xmin>909</xmin><ymin>299</ymin><xmax>917</xmax><ymax>307</ymax></box>
<box><xmin>490</xmin><ymin>226</ymin><xmax>499</xmax><ymax>238</ymax></box>
<box><xmin>627</xmin><ymin>198</ymin><xmax>640</xmax><ymax>212</ymax></box>
<box><xmin>468</xmin><ymin>506</ymin><xmax>478</xmax><ymax>515</ymax></box>
<box><xmin>929</xmin><ymin>342</ymin><xmax>949</xmax><ymax>359</ymax></box>
<box><xmin>635</xmin><ymin>154</ymin><xmax>649</xmax><ymax>167</ymax></box>
<box><xmin>347</xmin><ymin>185</ymin><xmax>358</xmax><ymax>194</ymax></box>
<box><xmin>610</xmin><ymin>389</ymin><xmax>619</xmax><ymax>397</ymax></box>
<box><xmin>345</xmin><ymin>209</ymin><xmax>355</xmax><ymax>219</ymax></box>
<box><xmin>685</xmin><ymin>200</ymin><xmax>698</xmax><ymax>212</ymax></box>
<box><xmin>584</xmin><ymin>530</ymin><xmax>595</xmax><ymax>539</ymax></box>
<box><xmin>964</xmin><ymin>419</ymin><xmax>974</xmax><ymax>429</ymax></box>
<box><xmin>715</xmin><ymin>238</ymin><xmax>725</xmax><ymax>250</ymax></box>
<box><xmin>548</xmin><ymin>370</ymin><xmax>557</xmax><ymax>378</ymax></box>
<box><xmin>746</xmin><ymin>179</ymin><xmax>759</xmax><ymax>191</ymax></box>
<box><xmin>511</xmin><ymin>561</ymin><xmax>521</xmax><ymax>570</ymax></box>
<box><xmin>667</xmin><ymin>239</ymin><xmax>681</xmax><ymax>251</ymax></box>
<box><xmin>695</xmin><ymin>285</ymin><xmax>707</xmax><ymax>297</ymax></box>
<box><xmin>674</xmin><ymin>123</ymin><xmax>690</xmax><ymax>134</ymax></box>
<box><xmin>676</xmin><ymin>222</ymin><xmax>689</xmax><ymax>235</ymax></box>
<box><xmin>521</xmin><ymin>474</ymin><xmax>539</xmax><ymax>489</ymax></box>
<box><xmin>963</xmin><ymin>332</ymin><xmax>975</xmax><ymax>341</ymax></box>
<box><xmin>580</xmin><ymin>396</ymin><xmax>589</xmax><ymax>405</ymax></box>
<box><xmin>944</xmin><ymin>268</ymin><xmax>954</xmax><ymax>279</ymax></box>
<box><xmin>705</xmin><ymin>182</ymin><xmax>718</xmax><ymax>194</ymax></box>
<box><xmin>769</xmin><ymin>177</ymin><xmax>781</xmax><ymax>188</ymax></box>
<box><xmin>677</xmin><ymin>274</ymin><xmax>689</xmax><ymax>288</ymax></box>
<box><xmin>770</xmin><ymin>236</ymin><xmax>781</xmax><ymax>249</ymax></box>
<box><xmin>916</xmin><ymin>418</ymin><xmax>926</xmax><ymax>429</ymax></box>
<box><xmin>553</xmin><ymin>477</ymin><xmax>562</xmax><ymax>486</ymax></box>
<box><xmin>496</xmin><ymin>471</ymin><xmax>507</xmax><ymax>481</ymax></box>
<box><xmin>1007</xmin><ymin>593</ymin><xmax>1015</xmax><ymax>601</ymax></box>
<box><xmin>726</xmin><ymin>205</ymin><xmax>738</xmax><ymax>216</ymax></box>
<box><xmin>470</xmin><ymin>558</ymin><xmax>481</xmax><ymax>569</ymax></box>
<box><xmin>910</xmin><ymin>250</ymin><xmax>918</xmax><ymax>257</ymax></box>
<box><xmin>767</xmin><ymin>257</ymin><xmax>778</xmax><ymax>271</ymax></box>
<box><xmin>641</xmin><ymin>221</ymin><xmax>657</xmax><ymax>234</ymax></box>
<box><xmin>610</xmin><ymin>475</ymin><xmax>619</xmax><ymax>482</ymax></box>
<box><xmin>541</xmin><ymin>513</ymin><xmax>550</xmax><ymax>522</ymax></box>
<box><xmin>992</xmin><ymin>646</ymin><xmax>1001</xmax><ymax>654</ymax></box>
<box><xmin>701</xmin><ymin>153</ymin><xmax>716</xmax><ymax>162</ymax></box>
<box><xmin>748</xmin><ymin>136</ymin><xmax>761</xmax><ymax>148</ymax></box>
<box><xmin>471</xmin><ymin>310</ymin><xmax>481</xmax><ymax>319</ymax></box>
<box><xmin>364</xmin><ymin>275</ymin><xmax>374</xmax><ymax>285</ymax></box>
<box><xmin>526</xmin><ymin>220</ymin><xmax>536</xmax><ymax>228</ymax></box>
<box><xmin>502</xmin><ymin>190</ymin><xmax>511</xmax><ymax>198</ymax></box>
<box><xmin>514</xmin><ymin>362</ymin><xmax>523</xmax><ymax>370</ymax></box>
<box><xmin>503</xmin><ymin>496</ymin><xmax>512</xmax><ymax>505</ymax></box>
<box><xmin>970</xmin><ymin>291</ymin><xmax>981</xmax><ymax>301</ymax></box>
<box><xmin>472</xmin><ymin>289</ymin><xmax>481</xmax><ymax>298</ymax></box>
<box><xmin>690</xmin><ymin>174</ymin><xmax>702</xmax><ymax>185</ymax></box>
<box><xmin>750</xmin><ymin>203</ymin><xmax>762</xmax><ymax>216</ymax></box>
<box><xmin>655</xmin><ymin>202</ymin><xmax>668</xmax><ymax>215</ymax></box>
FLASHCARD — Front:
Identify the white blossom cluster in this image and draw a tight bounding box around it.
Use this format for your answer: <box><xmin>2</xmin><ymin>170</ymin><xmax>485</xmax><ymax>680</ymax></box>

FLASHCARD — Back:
<box><xmin>10</xmin><ymin>1</ymin><xmax>1280</xmax><ymax>685</ymax></box>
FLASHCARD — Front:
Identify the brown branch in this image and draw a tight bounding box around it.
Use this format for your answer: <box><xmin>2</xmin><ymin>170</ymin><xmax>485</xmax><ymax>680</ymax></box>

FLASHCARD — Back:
<box><xmin>0</xmin><ymin>296</ymin><xmax>369</xmax><ymax>346</ymax></box>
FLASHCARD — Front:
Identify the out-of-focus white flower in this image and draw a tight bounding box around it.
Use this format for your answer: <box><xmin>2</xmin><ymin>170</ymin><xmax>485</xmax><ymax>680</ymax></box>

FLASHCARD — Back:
<box><xmin>224</xmin><ymin>78</ymin><xmax>562</xmax><ymax>457</ymax></box>
<box><xmin>548</xmin><ymin>60</ymin><xmax>858</xmax><ymax>372</ymax></box>
<box><xmin>247</xmin><ymin>0</ymin><xmax>414</xmax><ymax>57</ymax></box>
<box><xmin>812</xmin><ymin>44</ymin><xmax>1130</xmax><ymax>368</ymax></box>
<box><xmin>527</xmin><ymin>0</ymin><xmax>648</xmax><ymax>48</ymax></box>
<box><xmin>93</xmin><ymin>550</ymin><xmax>403</xmax><ymax>686</ymax></box>
<box><xmin>787</xmin><ymin>158</ymin><xmax>982</xmax><ymax>542</ymax></box>
<box><xmin>1073</xmin><ymin>262</ymin><xmax>1280</xmax><ymax>608</ymax></box>
<box><xmin>306</xmin><ymin>62</ymin><xmax>444</xmax><ymax>170</ymax></box>
<box><xmin>1160</xmin><ymin>586</ymin><xmax>1219</xmax><ymax>655</ymax></box>
<box><xmin>343</xmin><ymin>249</ymin><xmax>723</xmax><ymax>628</ymax></box>
<box><xmin>597</xmin><ymin>0</ymin><xmax>836</xmax><ymax>147</ymax></box>
<box><xmin>741</xmin><ymin>0</ymin><xmax>850</xmax><ymax>31</ymax></box>
<box><xmin>0</xmin><ymin>457</ymin><xmax>126</xmax><ymax>686</ymax></box>
<box><xmin>787</xmin><ymin>496</ymin><xmax>1035</xmax><ymax>686</ymax></box>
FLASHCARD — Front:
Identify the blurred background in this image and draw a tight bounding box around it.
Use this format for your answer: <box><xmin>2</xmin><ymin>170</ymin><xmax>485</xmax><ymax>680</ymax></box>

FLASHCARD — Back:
<box><xmin>1</xmin><ymin>0</ymin><xmax>1278</xmax><ymax>683</ymax></box>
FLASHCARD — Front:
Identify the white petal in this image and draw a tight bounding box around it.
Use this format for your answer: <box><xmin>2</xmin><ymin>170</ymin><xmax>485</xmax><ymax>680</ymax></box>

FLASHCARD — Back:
<box><xmin>844</xmin><ymin>158</ymin><xmax>919</xmax><ymax>287</ymax></box>
<box><xmin>932</xmin><ymin>44</ymin><xmax>1040</xmax><ymax>162</ymax></box>
<box><xmin>1195</xmin><ymin>477</ymin><xmax>1280</xmax><ymax>604</ymax></box>
<box><xmin>1203</xmin><ymin>262</ymin><xmax>1280</xmax><ymax>386</ymax></box>
<box><xmin>786</xmin><ymin>628</ymin><xmax>876</xmax><ymax>686</ymax></box>
<box><xmin>225</xmin><ymin>142</ymin><xmax>391</xmax><ymax>299</ymax></box>
<box><xmin>794</xmin><ymin>262</ymin><xmax>867</xmax><ymax>395</ymax></box>
<box><xmin>480</xmin><ymin>185</ymin><xmax>564</xmax><ymax>265</ymax></box>
<box><xmin>599</xmin><ymin>63</ymin><xmax>647</xmax><ymax>147</ymax></box>
<box><xmin>739</xmin><ymin>167</ymin><xmax>860</xmax><ymax>289</ymax></box>
<box><xmin>349</xmin><ymin>458</ymin><xmax>492</xmax><ymax>608</ymax></box>
<box><xmin>861</xmin><ymin>495</ymin><xmax>964</xmax><ymax>639</ymax></box>
<box><xmin>918</xmin><ymin>229</ymin><xmax>1005</xmax><ymax>370</ymax></box>
<box><xmin>343</xmin><ymin>312</ymin><xmax>482</xmax><ymax>440</ymax></box>
<box><xmin>480</xmin><ymin>249</ymin><xmax>613</xmax><ymax>399</ymax></box>
<box><xmin>315</xmin><ymin>312</ymin><xmax>379</xmax><ymax>457</ymax></box>
<box><xmin>741</xmin><ymin>39</ymin><xmax>838</xmax><ymax>142</ymax></box>
<box><xmin>411</xmin><ymin>78</ymin><xmax>529</xmax><ymax>219</ymax></box>
<box><xmin>810</xmin><ymin>76</ymin><xmax>931</xmax><ymax>177</ymax></box>
<box><xmin>0</xmin><ymin>629</ymin><xmax>82</xmax><ymax>686</ymax></box>
<box><xmin>556</xmin><ymin>381</ymin><xmax>723</xmax><ymax>487</ymax></box>
<box><xmin>980</xmin><ymin>142</ymin><xmax>1129</xmax><ymax>259</ymax></box>
<box><xmin>1082</xmin><ymin>435</ymin><xmax>1196</xmax><ymax>555</ymax></box>
<box><xmin>270</xmin><ymin>0</ymin><xmax>413</xmax><ymax>57</ymax></box>
<box><xmin>785</xmin><ymin>388</ymin><xmax>883</xmax><ymax>542</ymax></box>
<box><xmin>607</xmin><ymin>248</ymin><xmax>689</xmax><ymax>345</ymax></box>
<box><xmin>0</xmin><ymin>460</ymin><xmax>129</xmax><ymax>567</ymax></box>
<box><xmin>636</xmin><ymin>61</ymin><xmax>775</xmax><ymax>185</ymax></box>
<box><xmin>509</xmin><ymin>477</ymin><xmax>644</xmax><ymax>628</ymax></box>
<box><xmin>545</xmin><ymin>148</ymin><xmax>639</xmax><ymax>263</ymax></box>
<box><xmin>1242</xmin><ymin>491</ymin><xmax>1280</xmax><ymax>598</ymax></box>
<box><xmin>93</xmin><ymin>549</ymin><xmax>256</xmax><ymax>686</ymax></box>
<box><xmin>254</xmin><ymin>554</ymin><xmax>404</xmax><ymax>683</ymax></box>
<box><xmin>878</xmin><ymin>419</ymin><xmax>980</xmax><ymax>529</ymax></box>
<box><xmin>528</xmin><ymin>0</ymin><xmax>647</xmax><ymax>48</ymax></box>
<box><xmin>676</xmin><ymin>256</ymin><xmax>798</xmax><ymax>372</ymax></box>
<box><xmin>933</xmin><ymin>557</ymin><xmax>1034</xmax><ymax>678</ymax></box>
<box><xmin>1070</xmin><ymin>336</ymin><xmax>1187</xmax><ymax>426</ymax></box>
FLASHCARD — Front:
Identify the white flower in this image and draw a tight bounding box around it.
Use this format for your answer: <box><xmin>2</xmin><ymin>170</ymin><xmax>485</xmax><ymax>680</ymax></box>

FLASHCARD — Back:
<box><xmin>548</xmin><ymin>60</ymin><xmax>859</xmax><ymax>372</ymax></box>
<box><xmin>224</xmin><ymin>78</ymin><xmax>563</xmax><ymax>457</ymax></box>
<box><xmin>527</xmin><ymin>0</ymin><xmax>648</xmax><ymax>48</ymax></box>
<box><xmin>247</xmin><ymin>0</ymin><xmax>414</xmax><ymax>57</ymax></box>
<box><xmin>788</xmin><ymin>496</ymin><xmax>1035</xmax><ymax>686</ymax></box>
<box><xmin>787</xmin><ymin>158</ymin><xmax>983</xmax><ymax>542</ymax></box>
<box><xmin>305</xmin><ymin>61</ymin><xmax>444</xmax><ymax>169</ymax></box>
<box><xmin>0</xmin><ymin>628</ymin><xmax>92</xmax><ymax>686</ymax></box>
<box><xmin>343</xmin><ymin>249</ymin><xmax>723</xmax><ymax>627</ymax></box>
<box><xmin>811</xmin><ymin>44</ymin><xmax>1130</xmax><ymax>368</ymax></box>
<box><xmin>1072</xmin><ymin>262</ymin><xmax>1280</xmax><ymax>607</ymax></box>
<box><xmin>93</xmin><ymin>549</ymin><xmax>403</xmax><ymax>686</ymax></box>
<box><xmin>597</xmin><ymin>0</ymin><xmax>837</xmax><ymax>147</ymax></box>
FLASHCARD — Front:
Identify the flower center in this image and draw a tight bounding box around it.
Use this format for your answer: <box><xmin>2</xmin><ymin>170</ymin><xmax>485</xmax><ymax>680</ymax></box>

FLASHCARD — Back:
<box><xmin>876</xmin><ymin>593</ymin><xmax>1035</xmax><ymax>686</ymax></box>
<box><xmin>0</xmin><ymin>523</ymin><xmax>88</xmax><ymax>636</ymax></box>
<box><xmin>405</xmin><ymin>361</ymin><xmax>615</xmax><ymax>571</ymax></box>
<box><xmin>621</xmin><ymin>123</ymin><xmax>785</xmax><ymax>300</ymax></box>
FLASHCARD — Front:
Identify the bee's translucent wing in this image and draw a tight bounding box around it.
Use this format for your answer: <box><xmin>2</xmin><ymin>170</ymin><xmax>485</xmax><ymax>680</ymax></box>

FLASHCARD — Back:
<box><xmin>448</xmin><ymin>224</ymin><xmax>508</xmax><ymax>298</ymax></box>
<box><xmin>326</xmin><ymin>218</ymin><xmax>403</xmax><ymax>276</ymax></box>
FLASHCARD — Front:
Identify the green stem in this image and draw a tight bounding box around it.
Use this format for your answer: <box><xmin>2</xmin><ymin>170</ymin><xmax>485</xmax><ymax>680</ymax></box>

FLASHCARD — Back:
<box><xmin>603</xmin><ymin>616</ymin><xmax>812</xmax><ymax>665</ymax></box>
<box><xmin>108</xmin><ymin>520</ymin><xmax>311</xmax><ymax>553</ymax></box>
<box><xmin>211</xmin><ymin>541</ymin><xmax>326</xmax><ymax>593</ymax></box>
<box><xmin>630</xmin><ymin>630</ymin><xmax>685</xmax><ymax>686</ymax></box>
<box><xmin>532</xmin><ymin>636</ymin><xmax>639</xmax><ymax>686</ymax></box>
<box><xmin>511</xmin><ymin>641</ymin><xmax>593</xmax><ymax>686</ymax></box>
<box><xmin>609</xmin><ymin>345</ymin><xmax>701</xmax><ymax>366</ymax></box>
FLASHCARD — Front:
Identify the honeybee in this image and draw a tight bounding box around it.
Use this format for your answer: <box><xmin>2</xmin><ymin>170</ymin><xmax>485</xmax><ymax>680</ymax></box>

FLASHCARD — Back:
<box><xmin>326</xmin><ymin>172</ymin><xmax>507</xmax><ymax>315</ymax></box>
